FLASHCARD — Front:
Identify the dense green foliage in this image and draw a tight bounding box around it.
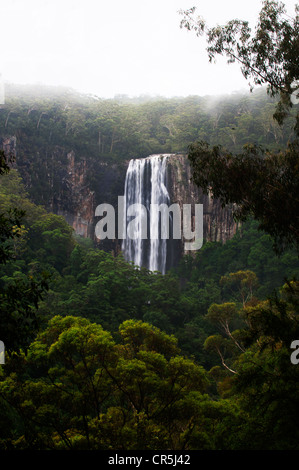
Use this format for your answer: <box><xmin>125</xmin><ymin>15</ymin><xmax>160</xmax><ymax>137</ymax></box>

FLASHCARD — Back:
<box><xmin>0</xmin><ymin>164</ymin><xmax>298</xmax><ymax>449</ymax></box>
<box><xmin>188</xmin><ymin>139</ymin><xmax>299</xmax><ymax>254</ymax></box>
<box><xmin>0</xmin><ymin>1</ymin><xmax>298</xmax><ymax>446</ymax></box>
<box><xmin>0</xmin><ymin>154</ymin><xmax>49</xmax><ymax>353</ymax></box>
<box><xmin>181</xmin><ymin>0</ymin><xmax>299</xmax><ymax>256</ymax></box>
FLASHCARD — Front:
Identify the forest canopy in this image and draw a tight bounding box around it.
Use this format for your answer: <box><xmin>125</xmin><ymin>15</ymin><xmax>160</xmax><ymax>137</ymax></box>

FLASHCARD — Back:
<box><xmin>0</xmin><ymin>0</ymin><xmax>299</xmax><ymax>451</ymax></box>
<box><xmin>0</xmin><ymin>157</ymin><xmax>298</xmax><ymax>449</ymax></box>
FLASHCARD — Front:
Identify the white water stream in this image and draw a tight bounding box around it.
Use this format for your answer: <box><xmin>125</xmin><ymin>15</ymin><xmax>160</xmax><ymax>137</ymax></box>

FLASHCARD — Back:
<box><xmin>122</xmin><ymin>154</ymin><xmax>171</xmax><ymax>274</ymax></box>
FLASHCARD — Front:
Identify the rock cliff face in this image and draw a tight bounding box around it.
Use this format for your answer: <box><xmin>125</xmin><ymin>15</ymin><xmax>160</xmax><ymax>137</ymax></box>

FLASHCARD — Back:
<box><xmin>1</xmin><ymin>136</ymin><xmax>16</xmax><ymax>160</ymax></box>
<box><xmin>1</xmin><ymin>135</ymin><xmax>127</xmax><ymax>245</ymax></box>
<box><xmin>55</xmin><ymin>151</ymin><xmax>96</xmax><ymax>238</ymax></box>
<box><xmin>118</xmin><ymin>153</ymin><xmax>239</xmax><ymax>270</ymax></box>
<box><xmin>166</xmin><ymin>154</ymin><xmax>239</xmax><ymax>247</ymax></box>
<box><xmin>2</xmin><ymin>137</ymin><xmax>238</xmax><ymax>266</ymax></box>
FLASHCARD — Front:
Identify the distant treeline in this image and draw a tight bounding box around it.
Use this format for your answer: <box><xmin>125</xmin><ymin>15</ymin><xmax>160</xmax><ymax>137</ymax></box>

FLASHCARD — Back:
<box><xmin>0</xmin><ymin>83</ymin><xmax>296</xmax><ymax>165</ymax></box>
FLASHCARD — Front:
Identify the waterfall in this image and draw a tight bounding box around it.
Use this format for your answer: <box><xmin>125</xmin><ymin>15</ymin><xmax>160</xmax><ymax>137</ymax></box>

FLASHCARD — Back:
<box><xmin>122</xmin><ymin>154</ymin><xmax>172</xmax><ymax>274</ymax></box>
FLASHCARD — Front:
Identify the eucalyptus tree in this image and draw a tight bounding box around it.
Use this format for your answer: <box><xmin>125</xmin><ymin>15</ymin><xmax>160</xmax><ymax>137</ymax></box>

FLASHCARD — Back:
<box><xmin>180</xmin><ymin>1</ymin><xmax>299</xmax><ymax>254</ymax></box>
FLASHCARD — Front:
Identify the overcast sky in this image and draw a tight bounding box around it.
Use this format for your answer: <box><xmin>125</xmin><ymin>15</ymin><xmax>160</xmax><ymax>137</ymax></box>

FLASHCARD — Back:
<box><xmin>1</xmin><ymin>0</ymin><xmax>298</xmax><ymax>99</ymax></box>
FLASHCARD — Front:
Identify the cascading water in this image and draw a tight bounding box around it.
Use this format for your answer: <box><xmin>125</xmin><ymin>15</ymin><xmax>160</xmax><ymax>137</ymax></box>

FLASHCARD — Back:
<box><xmin>122</xmin><ymin>154</ymin><xmax>172</xmax><ymax>274</ymax></box>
